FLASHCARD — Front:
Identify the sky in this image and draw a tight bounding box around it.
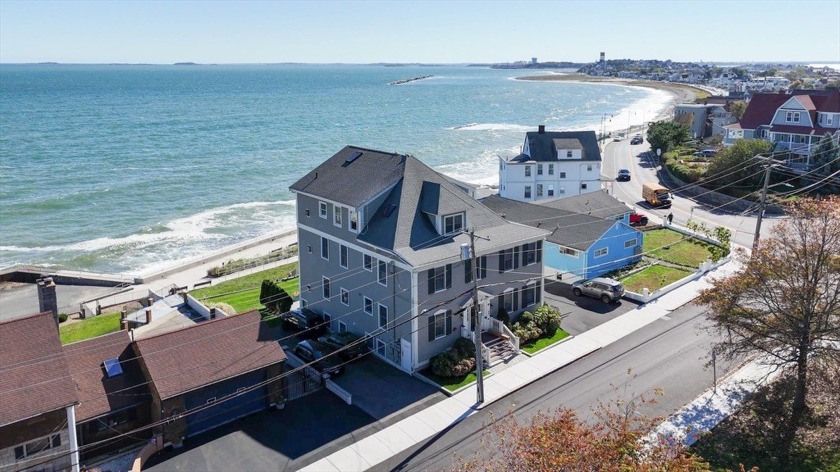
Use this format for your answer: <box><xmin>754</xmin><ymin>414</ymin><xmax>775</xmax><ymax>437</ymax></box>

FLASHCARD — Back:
<box><xmin>1</xmin><ymin>0</ymin><xmax>839</xmax><ymax>64</ymax></box>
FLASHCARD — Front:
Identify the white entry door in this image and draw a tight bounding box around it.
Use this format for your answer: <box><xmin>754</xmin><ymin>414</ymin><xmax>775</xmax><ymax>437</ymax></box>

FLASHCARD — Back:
<box><xmin>400</xmin><ymin>338</ymin><xmax>412</xmax><ymax>372</ymax></box>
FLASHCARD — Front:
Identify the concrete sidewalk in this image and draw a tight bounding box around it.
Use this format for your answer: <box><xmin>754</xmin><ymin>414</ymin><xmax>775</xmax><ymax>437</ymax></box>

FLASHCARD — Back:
<box><xmin>301</xmin><ymin>258</ymin><xmax>741</xmax><ymax>472</ymax></box>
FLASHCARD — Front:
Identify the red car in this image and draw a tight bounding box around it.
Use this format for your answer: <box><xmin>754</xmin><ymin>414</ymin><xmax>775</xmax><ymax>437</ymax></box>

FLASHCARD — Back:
<box><xmin>629</xmin><ymin>212</ymin><xmax>649</xmax><ymax>226</ymax></box>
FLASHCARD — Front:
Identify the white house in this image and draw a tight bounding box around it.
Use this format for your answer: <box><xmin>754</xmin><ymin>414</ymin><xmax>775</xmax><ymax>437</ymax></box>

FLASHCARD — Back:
<box><xmin>499</xmin><ymin>127</ymin><xmax>602</xmax><ymax>202</ymax></box>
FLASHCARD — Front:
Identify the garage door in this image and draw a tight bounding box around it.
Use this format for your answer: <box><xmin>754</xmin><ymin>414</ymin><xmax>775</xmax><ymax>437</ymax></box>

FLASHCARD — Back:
<box><xmin>184</xmin><ymin>370</ymin><xmax>268</xmax><ymax>438</ymax></box>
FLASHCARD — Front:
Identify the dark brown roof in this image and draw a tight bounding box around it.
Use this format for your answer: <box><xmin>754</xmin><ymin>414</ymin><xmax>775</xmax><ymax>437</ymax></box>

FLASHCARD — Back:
<box><xmin>739</xmin><ymin>93</ymin><xmax>790</xmax><ymax>130</ymax></box>
<box><xmin>769</xmin><ymin>124</ymin><xmax>839</xmax><ymax>136</ymax></box>
<box><xmin>134</xmin><ymin>311</ymin><xmax>286</xmax><ymax>400</ymax></box>
<box><xmin>0</xmin><ymin>313</ymin><xmax>78</xmax><ymax>426</ymax></box>
<box><xmin>64</xmin><ymin>331</ymin><xmax>150</xmax><ymax>422</ymax></box>
<box><xmin>816</xmin><ymin>88</ymin><xmax>840</xmax><ymax>112</ymax></box>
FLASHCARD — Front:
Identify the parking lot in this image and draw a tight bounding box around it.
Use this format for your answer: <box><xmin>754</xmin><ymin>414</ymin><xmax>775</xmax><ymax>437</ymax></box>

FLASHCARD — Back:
<box><xmin>543</xmin><ymin>279</ymin><xmax>641</xmax><ymax>335</ymax></box>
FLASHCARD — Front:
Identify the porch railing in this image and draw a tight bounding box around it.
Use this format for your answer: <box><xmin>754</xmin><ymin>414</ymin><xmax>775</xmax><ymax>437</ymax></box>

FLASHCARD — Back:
<box><xmin>488</xmin><ymin>318</ymin><xmax>520</xmax><ymax>353</ymax></box>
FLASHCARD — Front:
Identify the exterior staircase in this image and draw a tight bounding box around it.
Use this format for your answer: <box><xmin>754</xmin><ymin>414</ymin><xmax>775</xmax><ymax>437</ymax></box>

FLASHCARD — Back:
<box><xmin>482</xmin><ymin>332</ymin><xmax>517</xmax><ymax>366</ymax></box>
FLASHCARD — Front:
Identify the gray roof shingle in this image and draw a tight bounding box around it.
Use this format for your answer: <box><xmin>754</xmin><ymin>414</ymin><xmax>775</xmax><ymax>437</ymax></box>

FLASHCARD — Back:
<box><xmin>538</xmin><ymin>191</ymin><xmax>632</xmax><ymax>220</ymax></box>
<box><xmin>510</xmin><ymin>130</ymin><xmax>601</xmax><ymax>163</ymax></box>
<box><xmin>480</xmin><ymin>195</ymin><xmax>617</xmax><ymax>251</ymax></box>
<box><xmin>293</xmin><ymin>146</ymin><xmax>549</xmax><ymax>268</ymax></box>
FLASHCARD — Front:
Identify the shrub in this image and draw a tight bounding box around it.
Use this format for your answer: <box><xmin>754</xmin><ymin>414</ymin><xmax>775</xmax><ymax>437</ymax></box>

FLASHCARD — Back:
<box><xmin>496</xmin><ymin>307</ymin><xmax>510</xmax><ymax>327</ymax></box>
<box><xmin>533</xmin><ymin>304</ymin><xmax>561</xmax><ymax>335</ymax></box>
<box><xmin>453</xmin><ymin>337</ymin><xmax>476</xmax><ymax>358</ymax></box>
<box><xmin>512</xmin><ymin>305</ymin><xmax>562</xmax><ymax>342</ymax></box>
<box><xmin>207</xmin><ymin>302</ymin><xmax>236</xmax><ymax>316</ymax></box>
<box><xmin>259</xmin><ymin>280</ymin><xmax>292</xmax><ymax>313</ymax></box>
<box><xmin>431</xmin><ymin>349</ymin><xmax>476</xmax><ymax>377</ymax></box>
<box><xmin>58</xmin><ymin>313</ymin><xmax>69</xmax><ymax>323</ymax></box>
<box><xmin>512</xmin><ymin>318</ymin><xmax>542</xmax><ymax>343</ymax></box>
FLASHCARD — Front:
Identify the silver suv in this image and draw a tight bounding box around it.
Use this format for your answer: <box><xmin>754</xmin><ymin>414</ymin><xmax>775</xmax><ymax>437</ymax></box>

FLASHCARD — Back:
<box><xmin>572</xmin><ymin>277</ymin><xmax>625</xmax><ymax>304</ymax></box>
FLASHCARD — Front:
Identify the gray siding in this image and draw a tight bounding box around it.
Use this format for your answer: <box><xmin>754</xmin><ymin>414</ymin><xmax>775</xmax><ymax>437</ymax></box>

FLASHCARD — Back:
<box><xmin>296</xmin><ymin>193</ymin><xmax>358</xmax><ymax>241</ymax></box>
<box><xmin>296</xmin><ymin>226</ymin><xmax>412</xmax><ymax>367</ymax></box>
<box><xmin>414</xmin><ymin>241</ymin><xmax>544</xmax><ymax>367</ymax></box>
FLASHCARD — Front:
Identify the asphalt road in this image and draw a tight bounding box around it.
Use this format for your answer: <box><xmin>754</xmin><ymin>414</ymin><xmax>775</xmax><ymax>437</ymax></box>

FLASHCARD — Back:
<box><xmin>377</xmin><ymin>303</ymin><xmax>739</xmax><ymax>471</ymax></box>
<box><xmin>601</xmin><ymin>137</ymin><xmax>782</xmax><ymax>248</ymax></box>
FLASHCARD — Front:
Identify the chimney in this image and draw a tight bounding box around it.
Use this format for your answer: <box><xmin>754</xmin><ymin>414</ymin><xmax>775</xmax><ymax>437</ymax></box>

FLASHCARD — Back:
<box><xmin>145</xmin><ymin>308</ymin><xmax>152</xmax><ymax>324</ymax></box>
<box><xmin>146</xmin><ymin>297</ymin><xmax>154</xmax><ymax>307</ymax></box>
<box><xmin>120</xmin><ymin>309</ymin><xmax>129</xmax><ymax>331</ymax></box>
<box><xmin>181</xmin><ymin>292</ymin><xmax>188</xmax><ymax>304</ymax></box>
<box><xmin>538</xmin><ymin>125</ymin><xmax>545</xmax><ymax>134</ymax></box>
<box><xmin>37</xmin><ymin>276</ymin><xmax>58</xmax><ymax>324</ymax></box>
<box><xmin>210</xmin><ymin>308</ymin><xmax>217</xmax><ymax>320</ymax></box>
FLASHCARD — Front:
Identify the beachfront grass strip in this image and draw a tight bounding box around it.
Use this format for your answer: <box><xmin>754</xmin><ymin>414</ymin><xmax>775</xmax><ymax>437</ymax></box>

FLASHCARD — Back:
<box><xmin>643</xmin><ymin>228</ymin><xmax>719</xmax><ymax>267</ymax></box>
<box><xmin>60</xmin><ymin>312</ymin><xmax>122</xmax><ymax>344</ymax></box>
<box><xmin>620</xmin><ymin>265</ymin><xmax>692</xmax><ymax>294</ymax></box>
<box><xmin>192</xmin><ymin>262</ymin><xmax>299</xmax><ymax>313</ymax></box>
<box><xmin>421</xmin><ymin>368</ymin><xmax>492</xmax><ymax>392</ymax></box>
<box><xmin>521</xmin><ymin>328</ymin><xmax>571</xmax><ymax>355</ymax></box>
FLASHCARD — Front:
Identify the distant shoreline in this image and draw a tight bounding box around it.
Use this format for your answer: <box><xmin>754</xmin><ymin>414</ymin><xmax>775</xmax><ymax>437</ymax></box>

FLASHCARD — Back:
<box><xmin>515</xmin><ymin>73</ymin><xmax>705</xmax><ymax>111</ymax></box>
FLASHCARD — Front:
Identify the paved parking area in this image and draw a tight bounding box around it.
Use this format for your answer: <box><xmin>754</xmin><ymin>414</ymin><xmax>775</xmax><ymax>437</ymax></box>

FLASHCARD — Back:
<box><xmin>144</xmin><ymin>389</ymin><xmax>375</xmax><ymax>472</ymax></box>
<box><xmin>543</xmin><ymin>279</ymin><xmax>641</xmax><ymax>336</ymax></box>
<box><xmin>331</xmin><ymin>356</ymin><xmax>444</xmax><ymax>420</ymax></box>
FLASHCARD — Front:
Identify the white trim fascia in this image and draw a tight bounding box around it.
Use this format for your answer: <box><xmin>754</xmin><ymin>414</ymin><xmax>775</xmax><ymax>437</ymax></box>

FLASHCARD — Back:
<box><xmin>297</xmin><ymin>223</ymin><xmax>412</xmax><ymax>271</ymax></box>
<box><xmin>411</xmin><ymin>270</ymin><xmax>419</xmax><ymax>372</ymax></box>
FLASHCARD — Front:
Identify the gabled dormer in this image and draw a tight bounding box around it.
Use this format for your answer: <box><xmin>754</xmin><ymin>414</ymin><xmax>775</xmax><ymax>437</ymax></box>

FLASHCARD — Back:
<box><xmin>552</xmin><ymin>138</ymin><xmax>584</xmax><ymax>160</ymax></box>
<box><xmin>771</xmin><ymin>96</ymin><xmax>815</xmax><ymax>127</ymax></box>
<box><xmin>418</xmin><ymin>181</ymin><xmax>467</xmax><ymax>236</ymax></box>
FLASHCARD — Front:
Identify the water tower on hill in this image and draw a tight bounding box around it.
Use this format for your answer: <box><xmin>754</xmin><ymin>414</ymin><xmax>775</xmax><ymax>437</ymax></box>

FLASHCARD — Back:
<box><xmin>599</xmin><ymin>52</ymin><xmax>605</xmax><ymax>64</ymax></box>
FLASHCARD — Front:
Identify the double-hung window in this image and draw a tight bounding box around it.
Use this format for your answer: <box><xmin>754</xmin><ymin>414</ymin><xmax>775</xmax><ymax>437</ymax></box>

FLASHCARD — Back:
<box><xmin>428</xmin><ymin>310</ymin><xmax>452</xmax><ymax>341</ymax></box>
<box><xmin>319</xmin><ymin>201</ymin><xmax>327</xmax><ymax>218</ymax></box>
<box><xmin>339</xmin><ymin>245</ymin><xmax>349</xmax><ymax>268</ymax></box>
<box><xmin>548</xmin><ymin>164</ymin><xmax>554</xmax><ymax>175</ymax></box>
<box><xmin>321</xmin><ymin>237</ymin><xmax>329</xmax><ymax>260</ymax></box>
<box><xmin>537</xmin><ymin>164</ymin><xmax>543</xmax><ymax>175</ymax></box>
<box><xmin>501</xmin><ymin>249</ymin><xmax>514</xmax><ymax>272</ymax></box>
<box><xmin>428</xmin><ymin>265</ymin><xmax>452</xmax><ymax>293</ymax></box>
<box><xmin>378</xmin><ymin>304</ymin><xmax>388</xmax><ymax>328</ymax></box>
<box><xmin>363</xmin><ymin>254</ymin><xmax>373</xmax><ymax>271</ymax></box>
<box><xmin>333</xmin><ymin>206</ymin><xmax>342</xmax><ymax>227</ymax></box>
<box><xmin>548</xmin><ymin>184</ymin><xmax>554</xmax><ymax>196</ymax></box>
<box><xmin>524</xmin><ymin>186</ymin><xmax>532</xmax><ymax>199</ymax></box>
<box><xmin>524</xmin><ymin>165</ymin><xmax>532</xmax><ymax>177</ymax></box>
<box><xmin>340</xmin><ymin>288</ymin><xmax>349</xmax><ymax>306</ymax></box>
<box><xmin>378</xmin><ymin>260</ymin><xmax>388</xmax><ymax>286</ymax></box>
<box><xmin>349</xmin><ymin>209</ymin><xmax>358</xmax><ymax>232</ymax></box>
<box><xmin>523</xmin><ymin>242</ymin><xmax>537</xmax><ymax>265</ymax></box>
<box><xmin>444</xmin><ymin>213</ymin><xmax>464</xmax><ymax>234</ymax></box>
<box><xmin>566</xmin><ymin>150</ymin><xmax>573</xmax><ymax>158</ymax></box>
<box><xmin>523</xmin><ymin>283</ymin><xmax>536</xmax><ymax>307</ymax></box>
<box><xmin>536</xmin><ymin>184</ymin><xmax>543</xmax><ymax>197</ymax></box>
<box><xmin>364</xmin><ymin>296</ymin><xmax>373</xmax><ymax>315</ymax></box>
<box><xmin>322</xmin><ymin>277</ymin><xmax>331</xmax><ymax>299</ymax></box>
<box><xmin>476</xmin><ymin>255</ymin><xmax>487</xmax><ymax>280</ymax></box>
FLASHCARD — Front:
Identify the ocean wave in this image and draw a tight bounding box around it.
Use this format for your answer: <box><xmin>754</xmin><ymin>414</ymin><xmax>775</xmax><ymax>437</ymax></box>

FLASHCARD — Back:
<box><xmin>449</xmin><ymin>123</ymin><xmax>533</xmax><ymax>132</ymax></box>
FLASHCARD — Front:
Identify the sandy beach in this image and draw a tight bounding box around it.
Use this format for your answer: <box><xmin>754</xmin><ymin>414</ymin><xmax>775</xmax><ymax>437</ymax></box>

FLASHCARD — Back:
<box><xmin>516</xmin><ymin>72</ymin><xmax>706</xmax><ymax>132</ymax></box>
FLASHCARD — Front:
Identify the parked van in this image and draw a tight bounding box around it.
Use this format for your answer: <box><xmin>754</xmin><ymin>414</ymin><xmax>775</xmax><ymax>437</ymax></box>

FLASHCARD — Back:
<box><xmin>642</xmin><ymin>183</ymin><xmax>672</xmax><ymax>208</ymax></box>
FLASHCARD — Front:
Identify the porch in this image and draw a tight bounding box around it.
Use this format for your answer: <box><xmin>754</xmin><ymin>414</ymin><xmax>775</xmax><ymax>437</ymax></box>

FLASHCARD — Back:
<box><xmin>460</xmin><ymin>292</ymin><xmax>520</xmax><ymax>367</ymax></box>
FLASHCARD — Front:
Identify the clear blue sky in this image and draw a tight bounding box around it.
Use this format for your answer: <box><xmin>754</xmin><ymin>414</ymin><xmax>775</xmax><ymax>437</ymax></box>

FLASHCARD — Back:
<box><xmin>1</xmin><ymin>0</ymin><xmax>838</xmax><ymax>64</ymax></box>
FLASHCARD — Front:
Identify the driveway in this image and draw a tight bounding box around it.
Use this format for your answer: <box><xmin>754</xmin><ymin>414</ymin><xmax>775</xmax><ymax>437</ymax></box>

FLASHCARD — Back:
<box><xmin>543</xmin><ymin>279</ymin><xmax>641</xmax><ymax>336</ymax></box>
<box><xmin>143</xmin><ymin>390</ymin><xmax>375</xmax><ymax>471</ymax></box>
<box><xmin>331</xmin><ymin>356</ymin><xmax>444</xmax><ymax>420</ymax></box>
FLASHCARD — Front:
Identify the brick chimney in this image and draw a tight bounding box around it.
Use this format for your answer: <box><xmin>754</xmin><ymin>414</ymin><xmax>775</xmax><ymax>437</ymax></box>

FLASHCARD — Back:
<box><xmin>37</xmin><ymin>276</ymin><xmax>58</xmax><ymax>324</ymax></box>
<box><xmin>538</xmin><ymin>125</ymin><xmax>545</xmax><ymax>134</ymax></box>
<box><xmin>210</xmin><ymin>308</ymin><xmax>217</xmax><ymax>320</ymax></box>
<box><xmin>145</xmin><ymin>308</ymin><xmax>152</xmax><ymax>324</ymax></box>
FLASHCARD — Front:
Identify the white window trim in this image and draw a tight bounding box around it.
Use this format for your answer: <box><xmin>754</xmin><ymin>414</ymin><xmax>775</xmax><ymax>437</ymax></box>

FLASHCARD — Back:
<box><xmin>333</xmin><ymin>206</ymin><xmax>343</xmax><ymax>228</ymax></box>
<box><xmin>321</xmin><ymin>237</ymin><xmax>329</xmax><ymax>261</ymax></box>
<box><xmin>501</xmin><ymin>288</ymin><xmax>514</xmax><ymax>313</ymax></box>
<box><xmin>364</xmin><ymin>296</ymin><xmax>373</xmax><ymax>315</ymax></box>
<box><xmin>624</xmin><ymin>238</ymin><xmax>638</xmax><ymax>248</ymax></box>
<box><xmin>349</xmin><ymin>209</ymin><xmax>359</xmax><ymax>233</ymax></box>
<box><xmin>594</xmin><ymin>247</ymin><xmax>609</xmax><ymax>258</ymax></box>
<box><xmin>378</xmin><ymin>260</ymin><xmax>388</xmax><ymax>287</ymax></box>
<box><xmin>433</xmin><ymin>310</ymin><xmax>448</xmax><ymax>340</ymax></box>
<box><xmin>323</xmin><ymin>312</ymin><xmax>332</xmax><ymax>329</ymax></box>
<box><xmin>443</xmin><ymin>213</ymin><xmax>464</xmax><ymax>235</ymax></box>
<box><xmin>338</xmin><ymin>320</ymin><xmax>347</xmax><ymax>333</ymax></box>
<box><xmin>548</xmin><ymin>164</ymin><xmax>554</xmax><ymax>175</ymax></box>
<box><xmin>378</xmin><ymin>303</ymin><xmax>388</xmax><ymax>329</ymax></box>
<box><xmin>319</xmin><ymin>201</ymin><xmax>327</xmax><ymax>219</ymax></box>
<box><xmin>339</xmin><ymin>244</ymin><xmax>349</xmax><ymax>269</ymax></box>
<box><xmin>363</xmin><ymin>254</ymin><xmax>373</xmax><ymax>271</ymax></box>
<box><xmin>431</xmin><ymin>266</ymin><xmax>449</xmax><ymax>293</ymax></box>
<box><xmin>14</xmin><ymin>433</ymin><xmax>61</xmax><ymax>459</ymax></box>
<box><xmin>322</xmin><ymin>276</ymin><xmax>331</xmax><ymax>299</ymax></box>
<box><xmin>560</xmin><ymin>246</ymin><xmax>579</xmax><ymax>258</ymax></box>
<box><xmin>524</xmin><ymin>165</ymin><xmax>532</xmax><ymax>177</ymax></box>
<box><xmin>340</xmin><ymin>288</ymin><xmax>350</xmax><ymax>306</ymax></box>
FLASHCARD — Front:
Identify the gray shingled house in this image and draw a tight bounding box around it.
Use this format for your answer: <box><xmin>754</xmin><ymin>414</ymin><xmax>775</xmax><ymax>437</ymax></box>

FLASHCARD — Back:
<box><xmin>290</xmin><ymin>146</ymin><xmax>549</xmax><ymax>372</ymax></box>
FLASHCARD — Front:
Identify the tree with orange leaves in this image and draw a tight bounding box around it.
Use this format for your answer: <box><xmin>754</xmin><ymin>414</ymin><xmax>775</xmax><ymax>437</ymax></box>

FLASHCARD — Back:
<box><xmin>697</xmin><ymin>197</ymin><xmax>840</xmax><ymax>433</ymax></box>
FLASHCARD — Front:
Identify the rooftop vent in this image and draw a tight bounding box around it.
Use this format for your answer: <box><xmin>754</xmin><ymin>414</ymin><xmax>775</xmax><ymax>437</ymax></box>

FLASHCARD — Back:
<box><xmin>345</xmin><ymin>151</ymin><xmax>363</xmax><ymax>165</ymax></box>
<box><xmin>103</xmin><ymin>358</ymin><xmax>123</xmax><ymax>378</ymax></box>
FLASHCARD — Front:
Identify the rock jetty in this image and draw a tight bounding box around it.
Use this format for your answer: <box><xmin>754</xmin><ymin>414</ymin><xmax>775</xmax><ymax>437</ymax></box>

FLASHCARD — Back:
<box><xmin>389</xmin><ymin>75</ymin><xmax>433</xmax><ymax>85</ymax></box>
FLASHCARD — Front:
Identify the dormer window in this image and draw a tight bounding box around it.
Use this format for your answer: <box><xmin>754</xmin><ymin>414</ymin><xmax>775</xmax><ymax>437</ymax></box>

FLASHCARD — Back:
<box><xmin>785</xmin><ymin>111</ymin><xmax>800</xmax><ymax>123</ymax></box>
<box><xmin>566</xmin><ymin>150</ymin><xmax>573</xmax><ymax>158</ymax></box>
<box><xmin>444</xmin><ymin>213</ymin><xmax>464</xmax><ymax>234</ymax></box>
<box><xmin>349</xmin><ymin>209</ymin><xmax>358</xmax><ymax>232</ymax></box>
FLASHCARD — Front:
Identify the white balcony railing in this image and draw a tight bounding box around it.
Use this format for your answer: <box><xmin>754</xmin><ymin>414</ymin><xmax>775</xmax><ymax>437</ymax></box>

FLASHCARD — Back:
<box><xmin>489</xmin><ymin>318</ymin><xmax>520</xmax><ymax>352</ymax></box>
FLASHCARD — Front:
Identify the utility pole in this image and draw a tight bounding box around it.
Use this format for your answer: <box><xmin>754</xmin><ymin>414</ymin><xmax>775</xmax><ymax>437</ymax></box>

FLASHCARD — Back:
<box><xmin>753</xmin><ymin>158</ymin><xmax>774</xmax><ymax>251</ymax></box>
<box><xmin>463</xmin><ymin>230</ymin><xmax>485</xmax><ymax>404</ymax></box>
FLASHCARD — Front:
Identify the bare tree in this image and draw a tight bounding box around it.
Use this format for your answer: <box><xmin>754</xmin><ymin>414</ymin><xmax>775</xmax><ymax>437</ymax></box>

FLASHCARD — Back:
<box><xmin>698</xmin><ymin>197</ymin><xmax>840</xmax><ymax>431</ymax></box>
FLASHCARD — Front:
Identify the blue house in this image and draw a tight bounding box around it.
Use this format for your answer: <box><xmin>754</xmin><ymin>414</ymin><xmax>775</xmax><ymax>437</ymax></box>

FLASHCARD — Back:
<box><xmin>480</xmin><ymin>195</ymin><xmax>643</xmax><ymax>280</ymax></box>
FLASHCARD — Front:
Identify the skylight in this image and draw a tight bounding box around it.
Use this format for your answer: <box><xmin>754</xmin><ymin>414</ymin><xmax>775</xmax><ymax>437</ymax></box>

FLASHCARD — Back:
<box><xmin>103</xmin><ymin>358</ymin><xmax>123</xmax><ymax>378</ymax></box>
<box><xmin>345</xmin><ymin>151</ymin><xmax>363</xmax><ymax>165</ymax></box>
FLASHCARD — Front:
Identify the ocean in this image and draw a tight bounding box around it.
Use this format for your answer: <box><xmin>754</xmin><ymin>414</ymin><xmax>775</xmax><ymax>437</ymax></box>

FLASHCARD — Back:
<box><xmin>0</xmin><ymin>64</ymin><xmax>670</xmax><ymax>274</ymax></box>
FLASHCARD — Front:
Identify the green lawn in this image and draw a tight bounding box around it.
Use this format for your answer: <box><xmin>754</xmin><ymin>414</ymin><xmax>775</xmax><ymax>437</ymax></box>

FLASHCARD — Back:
<box><xmin>643</xmin><ymin>228</ymin><xmax>720</xmax><ymax>267</ymax></box>
<box><xmin>421</xmin><ymin>368</ymin><xmax>492</xmax><ymax>392</ymax></box>
<box><xmin>192</xmin><ymin>262</ymin><xmax>299</xmax><ymax>313</ymax></box>
<box><xmin>60</xmin><ymin>312</ymin><xmax>122</xmax><ymax>344</ymax></box>
<box><xmin>521</xmin><ymin>328</ymin><xmax>571</xmax><ymax>355</ymax></box>
<box><xmin>620</xmin><ymin>265</ymin><xmax>692</xmax><ymax>293</ymax></box>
